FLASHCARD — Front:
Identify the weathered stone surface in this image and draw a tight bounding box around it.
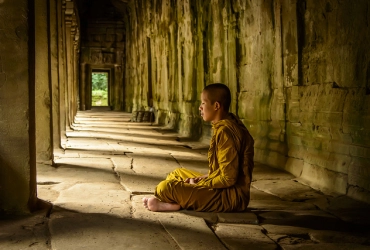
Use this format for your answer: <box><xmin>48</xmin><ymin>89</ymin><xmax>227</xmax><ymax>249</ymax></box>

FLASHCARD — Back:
<box><xmin>256</xmin><ymin>210</ymin><xmax>345</xmax><ymax>230</ymax></box>
<box><xmin>281</xmin><ymin>243</ymin><xmax>370</xmax><ymax>250</ymax></box>
<box><xmin>214</xmin><ymin>224</ymin><xmax>277</xmax><ymax>250</ymax></box>
<box><xmin>53</xmin><ymin>182</ymin><xmax>131</xmax><ymax>217</ymax></box>
<box><xmin>49</xmin><ymin>211</ymin><xmax>179</xmax><ymax>250</ymax></box>
<box><xmin>309</xmin><ymin>196</ymin><xmax>370</xmax><ymax>225</ymax></box>
<box><xmin>249</xmin><ymin>200</ymin><xmax>316</xmax><ymax>211</ymax></box>
<box><xmin>0</xmin><ymin>210</ymin><xmax>49</xmax><ymax>250</ymax></box>
<box><xmin>252</xmin><ymin>180</ymin><xmax>323</xmax><ymax>201</ymax></box>
<box><xmin>253</xmin><ymin>163</ymin><xmax>295</xmax><ymax>181</ymax></box>
<box><xmin>0</xmin><ymin>0</ymin><xmax>36</xmax><ymax>213</ymax></box>
<box><xmin>37</xmin><ymin>161</ymin><xmax>118</xmax><ymax>184</ymax></box>
<box><xmin>250</xmin><ymin>187</ymin><xmax>283</xmax><ymax>201</ymax></box>
<box><xmin>131</xmin><ymin>195</ymin><xmax>225</xmax><ymax>249</ymax></box>
<box><xmin>116</xmin><ymin>168</ymin><xmax>161</xmax><ymax>194</ymax></box>
<box><xmin>217</xmin><ymin>212</ymin><xmax>259</xmax><ymax>225</ymax></box>
<box><xmin>299</xmin><ymin>162</ymin><xmax>348</xmax><ymax>195</ymax></box>
<box><xmin>131</xmin><ymin>153</ymin><xmax>179</xmax><ymax>177</ymax></box>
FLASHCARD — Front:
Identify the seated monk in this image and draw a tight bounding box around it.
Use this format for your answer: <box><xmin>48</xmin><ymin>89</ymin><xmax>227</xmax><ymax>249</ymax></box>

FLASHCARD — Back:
<box><xmin>143</xmin><ymin>83</ymin><xmax>254</xmax><ymax>212</ymax></box>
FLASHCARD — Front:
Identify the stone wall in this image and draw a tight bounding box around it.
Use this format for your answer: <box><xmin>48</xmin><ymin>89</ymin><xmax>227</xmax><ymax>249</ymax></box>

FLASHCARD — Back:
<box><xmin>286</xmin><ymin>0</ymin><xmax>370</xmax><ymax>203</ymax></box>
<box><xmin>124</xmin><ymin>0</ymin><xmax>370</xmax><ymax>203</ymax></box>
<box><xmin>0</xmin><ymin>0</ymin><xmax>37</xmax><ymax>213</ymax></box>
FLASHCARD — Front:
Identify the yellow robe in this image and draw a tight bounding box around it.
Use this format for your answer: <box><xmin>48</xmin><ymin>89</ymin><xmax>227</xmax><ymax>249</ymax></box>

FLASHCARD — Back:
<box><xmin>154</xmin><ymin>113</ymin><xmax>254</xmax><ymax>212</ymax></box>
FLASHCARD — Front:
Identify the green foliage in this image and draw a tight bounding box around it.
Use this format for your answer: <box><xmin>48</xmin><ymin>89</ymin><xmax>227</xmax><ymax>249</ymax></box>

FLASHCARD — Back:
<box><xmin>91</xmin><ymin>72</ymin><xmax>108</xmax><ymax>106</ymax></box>
<box><xmin>92</xmin><ymin>90</ymin><xmax>108</xmax><ymax>106</ymax></box>
<box><xmin>92</xmin><ymin>72</ymin><xmax>108</xmax><ymax>91</ymax></box>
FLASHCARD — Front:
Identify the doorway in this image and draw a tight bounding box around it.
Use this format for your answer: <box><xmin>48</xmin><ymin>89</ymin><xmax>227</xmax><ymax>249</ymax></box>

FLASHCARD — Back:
<box><xmin>91</xmin><ymin>71</ymin><xmax>109</xmax><ymax>107</ymax></box>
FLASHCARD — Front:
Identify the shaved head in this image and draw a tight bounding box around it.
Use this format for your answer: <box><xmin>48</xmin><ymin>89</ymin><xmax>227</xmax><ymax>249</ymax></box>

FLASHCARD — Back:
<box><xmin>203</xmin><ymin>83</ymin><xmax>231</xmax><ymax>112</ymax></box>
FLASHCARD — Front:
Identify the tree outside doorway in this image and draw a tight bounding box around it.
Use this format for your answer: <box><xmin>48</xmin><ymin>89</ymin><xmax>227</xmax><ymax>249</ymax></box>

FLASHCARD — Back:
<box><xmin>92</xmin><ymin>72</ymin><xmax>108</xmax><ymax>106</ymax></box>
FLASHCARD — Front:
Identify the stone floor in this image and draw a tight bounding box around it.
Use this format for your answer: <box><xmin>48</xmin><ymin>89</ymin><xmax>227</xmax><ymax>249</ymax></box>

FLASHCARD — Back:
<box><xmin>1</xmin><ymin>108</ymin><xmax>370</xmax><ymax>250</ymax></box>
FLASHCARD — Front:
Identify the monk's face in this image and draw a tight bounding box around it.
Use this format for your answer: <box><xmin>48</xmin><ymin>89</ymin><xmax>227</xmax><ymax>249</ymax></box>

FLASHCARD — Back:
<box><xmin>199</xmin><ymin>91</ymin><xmax>217</xmax><ymax>122</ymax></box>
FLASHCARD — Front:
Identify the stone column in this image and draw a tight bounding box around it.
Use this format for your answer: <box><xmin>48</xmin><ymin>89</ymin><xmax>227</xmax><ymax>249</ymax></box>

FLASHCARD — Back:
<box><xmin>35</xmin><ymin>0</ymin><xmax>52</xmax><ymax>164</ymax></box>
<box><xmin>0</xmin><ymin>0</ymin><xmax>37</xmax><ymax>213</ymax></box>
<box><xmin>64</xmin><ymin>0</ymin><xmax>74</xmax><ymax>128</ymax></box>
<box><xmin>49</xmin><ymin>0</ymin><xmax>62</xmax><ymax>155</ymax></box>
<box><xmin>113</xmin><ymin>65</ymin><xmax>122</xmax><ymax>111</ymax></box>
<box><xmin>58</xmin><ymin>0</ymin><xmax>67</xmax><ymax>148</ymax></box>
<box><xmin>79</xmin><ymin>63</ymin><xmax>86</xmax><ymax>110</ymax></box>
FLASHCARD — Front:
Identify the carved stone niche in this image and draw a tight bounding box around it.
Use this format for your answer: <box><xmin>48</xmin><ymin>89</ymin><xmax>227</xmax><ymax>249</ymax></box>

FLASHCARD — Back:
<box><xmin>90</xmin><ymin>50</ymin><xmax>102</xmax><ymax>64</ymax></box>
<box><xmin>102</xmin><ymin>52</ymin><xmax>114</xmax><ymax>63</ymax></box>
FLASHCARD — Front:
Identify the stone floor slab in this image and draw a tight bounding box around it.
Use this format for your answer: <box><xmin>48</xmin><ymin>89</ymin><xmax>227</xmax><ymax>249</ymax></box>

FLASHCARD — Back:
<box><xmin>131</xmin><ymin>153</ymin><xmax>180</xmax><ymax>177</ymax></box>
<box><xmin>160</xmin><ymin>214</ymin><xmax>226</xmax><ymax>250</ymax></box>
<box><xmin>217</xmin><ymin>212</ymin><xmax>259</xmax><ymax>224</ymax></box>
<box><xmin>0</xmin><ymin>210</ymin><xmax>49</xmax><ymax>250</ymax></box>
<box><xmin>214</xmin><ymin>224</ymin><xmax>278</xmax><ymax>250</ymax></box>
<box><xmin>256</xmin><ymin>210</ymin><xmax>348</xmax><ymax>230</ymax></box>
<box><xmin>308</xmin><ymin>196</ymin><xmax>370</xmax><ymax>225</ymax></box>
<box><xmin>250</xmin><ymin>187</ymin><xmax>283</xmax><ymax>200</ymax></box>
<box><xmin>253</xmin><ymin>163</ymin><xmax>295</xmax><ymax>181</ymax></box>
<box><xmin>249</xmin><ymin>200</ymin><xmax>317</xmax><ymax>210</ymax></box>
<box><xmin>131</xmin><ymin>195</ymin><xmax>226</xmax><ymax>250</ymax></box>
<box><xmin>252</xmin><ymin>180</ymin><xmax>324</xmax><ymax>201</ymax></box>
<box><xmin>281</xmin><ymin>243</ymin><xmax>370</xmax><ymax>250</ymax></box>
<box><xmin>53</xmin><ymin>182</ymin><xmax>131</xmax><ymax>217</ymax></box>
<box><xmin>49</xmin><ymin>211</ymin><xmax>179</xmax><ymax>250</ymax></box>
<box><xmin>37</xmin><ymin>162</ymin><xmax>118</xmax><ymax>184</ymax></box>
<box><xmin>116</xmin><ymin>169</ymin><xmax>160</xmax><ymax>193</ymax></box>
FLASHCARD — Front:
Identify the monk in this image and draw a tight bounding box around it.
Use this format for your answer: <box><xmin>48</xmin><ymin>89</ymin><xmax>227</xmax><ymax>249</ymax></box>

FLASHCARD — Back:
<box><xmin>143</xmin><ymin>83</ymin><xmax>254</xmax><ymax>212</ymax></box>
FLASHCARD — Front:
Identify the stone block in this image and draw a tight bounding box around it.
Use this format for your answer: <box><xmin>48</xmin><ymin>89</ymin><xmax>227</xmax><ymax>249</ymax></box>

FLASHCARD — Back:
<box><xmin>314</xmin><ymin>112</ymin><xmax>343</xmax><ymax>127</ymax></box>
<box><xmin>252</xmin><ymin>163</ymin><xmax>294</xmax><ymax>181</ymax></box>
<box><xmin>343</xmin><ymin>88</ymin><xmax>367</xmax><ymax>113</ymax></box>
<box><xmin>249</xmin><ymin>200</ymin><xmax>316</xmax><ymax>210</ymax></box>
<box><xmin>54</xmin><ymin>182</ymin><xmax>131</xmax><ymax>217</ymax></box>
<box><xmin>299</xmin><ymin>162</ymin><xmax>348</xmax><ymax>194</ymax></box>
<box><xmin>0</xmin><ymin>210</ymin><xmax>49</xmax><ymax>250</ymax></box>
<box><xmin>49</xmin><ymin>211</ymin><xmax>180</xmax><ymax>250</ymax></box>
<box><xmin>250</xmin><ymin>187</ymin><xmax>282</xmax><ymax>201</ymax></box>
<box><xmin>301</xmin><ymin>148</ymin><xmax>350</xmax><ymax>174</ymax></box>
<box><xmin>254</xmin><ymin>148</ymin><xmax>288</xmax><ymax>169</ymax></box>
<box><xmin>298</xmin><ymin>85</ymin><xmax>319</xmax><ymax>112</ymax></box>
<box><xmin>349</xmin><ymin>145</ymin><xmax>370</xmax><ymax>159</ymax></box>
<box><xmin>287</xmin><ymin>135</ymin><xmax>302</xmax><ymax>146</ymax></box>
<box><xmin>347</xmin><ymin>185</ymin><xmax>370</xmax><ymax>204</ymax></box>
<box><xmin>159</xmin><ymin>214</ymin><xmax>227</xmax><ymax>250</ymax></box>
<box><xmin>314</xmin><ymin>84</ymin><xmax>347</xmax><ymax>112</ymax></box>
<box><xmin>251</xmin><ymin>179</ymin><xmax>323</xmax><ymax>202</ymax></box>
<box><xmin>302</xmin><ymin>147</ymin><xmax>330</xmax><ymax>167</ymax></box>
<box><xmin>285</xmin><ymin>158</ymin><xmax>304</xmax><ymax>177</ymax></box>
<box><xmin>217</xmin><ymin>212</ymin><xmax>259</xmax><ymax>225</ymax></box>
<box><xmin>214</xmin><ymin>224</ymin><xmax>277</xmax><ymax>250</ymax></box>
<box><xmin>288</xmin><ymin>145</ymin><xmax>305</xmax><ymax>159</ymax></box>
<box><xmin>348</xmin><ymin>157</ymin><xmax>370</xmax><ymax>191</ymax></box>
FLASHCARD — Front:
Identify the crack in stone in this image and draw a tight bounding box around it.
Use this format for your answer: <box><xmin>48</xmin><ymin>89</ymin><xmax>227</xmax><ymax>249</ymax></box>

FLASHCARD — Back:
<box><xmin>169</xmin><ymin>153</ymin><xmax>182</xmax><ymax>167</ymax></box>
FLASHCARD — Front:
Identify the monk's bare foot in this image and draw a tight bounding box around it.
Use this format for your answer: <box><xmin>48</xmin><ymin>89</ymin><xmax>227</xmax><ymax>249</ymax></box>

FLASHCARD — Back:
<box><xmin>146</xmin><ymin>197</ymin><xmax>180</xmax><ymax>212</ymax></box>
<box><xmin>142</xmin><ymin>197</ymin><xmax>149</xmax><ymax>210</ymax></box>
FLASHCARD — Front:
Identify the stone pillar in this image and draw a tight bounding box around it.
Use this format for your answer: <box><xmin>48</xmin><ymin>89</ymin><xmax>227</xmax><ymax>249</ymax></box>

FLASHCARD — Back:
<box><xmin>79</xmin><ymin>63</ymin><xmax>86</xmax><ymax>110</ymax></box>
<box><xmin>58</xmin><ymin>0</ymin><xmax>67</xmax><ymax>148</ymax></box>
<box><xmin>35</xmin><ymin>0</ymin><xmax>52</xmax><ymax>164</ymax></box>
<box><xmin>0</xmin><ymin>0</ymin><xmax>37</xmax><ymax>213</ymax></box>
<box><xmin>113</xmin><ymin>65</ymin><xmax>122</xmax><ymax>110</ymax></box>
<box><xmin>49</xmin><ymin>0</ymin><xmax>62</xmax><ymax>153</ymax></box>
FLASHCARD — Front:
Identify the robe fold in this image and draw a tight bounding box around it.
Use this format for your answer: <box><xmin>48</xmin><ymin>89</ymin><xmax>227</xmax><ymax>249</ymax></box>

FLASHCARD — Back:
<box><xmin>154</xmin><ymin>113</ymin><xmax>254</xmax><ymax>212</ymax></box>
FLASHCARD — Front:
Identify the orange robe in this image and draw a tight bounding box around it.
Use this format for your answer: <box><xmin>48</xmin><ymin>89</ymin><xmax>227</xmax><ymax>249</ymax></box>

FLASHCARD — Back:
<box><xmin>154</xmin><ymin>113</ymin><xmax>254</xmax><ymax>212</ymax></box>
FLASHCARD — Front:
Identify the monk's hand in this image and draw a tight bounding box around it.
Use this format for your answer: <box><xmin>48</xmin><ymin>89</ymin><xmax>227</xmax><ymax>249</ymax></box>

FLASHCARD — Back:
<box><xmin>193</xmin><ymin>174</ymin><xmax>208</xmax><ymax>183</ymax></box>
<box><xmin>184</xmin><ymin>178</ymin><xmax>196</xmax><ymax>184</ymax></box>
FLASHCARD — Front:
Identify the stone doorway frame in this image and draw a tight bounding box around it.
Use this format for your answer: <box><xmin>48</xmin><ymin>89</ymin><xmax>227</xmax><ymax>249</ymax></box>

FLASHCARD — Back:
<box><xmin>84</xmin><ymin>64</ymin><xmax>115</xmax><ymax>110</ymax></box>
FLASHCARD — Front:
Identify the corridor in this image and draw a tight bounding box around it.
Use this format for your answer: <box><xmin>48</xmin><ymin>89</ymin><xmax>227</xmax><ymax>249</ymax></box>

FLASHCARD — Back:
<box><xmin>2</xmin><ymin>109</ymin><xmax>370</xmax><ymax>249</ymax></box>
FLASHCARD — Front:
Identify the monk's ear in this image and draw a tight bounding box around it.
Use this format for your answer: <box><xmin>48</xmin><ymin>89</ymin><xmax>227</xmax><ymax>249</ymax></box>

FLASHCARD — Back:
<box><xmin>214</xmin><ymin>101</ymin><xmax>221</xmax><ymax>110</ymax></box>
